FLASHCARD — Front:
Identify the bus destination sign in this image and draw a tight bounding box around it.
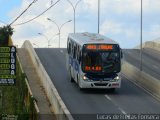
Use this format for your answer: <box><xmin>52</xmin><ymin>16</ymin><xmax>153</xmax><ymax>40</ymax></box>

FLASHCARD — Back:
<box><xmin>84</xmin><ymin>44</ymin><xmax>119</xmax><ymax>51</ymax></box>
<box><xmin>0</xmin><ymin>46</ymin><xmax>16</xmax><ymax>85</ymax></box>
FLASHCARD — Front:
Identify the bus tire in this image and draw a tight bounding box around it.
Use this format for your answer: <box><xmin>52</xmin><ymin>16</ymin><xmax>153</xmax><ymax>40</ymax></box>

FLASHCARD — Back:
<box><xmin>70</xmin><ymin>77</ymin><xmax>74</xmax><ymax>83</ymax></box>
<box><xmin>77</xmin><ymin>79</ymin><xmax>83</xmax><ymax>91</ymax></box>
<box><xmin>109</xmin><ymin>88</ymin><xmax>116</xmax><ymax>92</ymax></box>
<box><xmin>78</xmin><ymin>79</ymin><xmax>81</xmax><ymax>89</ymax></box>
<box><xmin>79</xmin><ymin>85</ymin><xmax>83</xmax><ymax>91</ymax></box>
<box><xmin>70</xmin><ymin>77</ymin><xmax>74</xmax><ymax>82</ymax></box>
<box><xmin>69</xmin><ymin>69</ymin><xmax>74</xmax><ymax>82</ymax></box>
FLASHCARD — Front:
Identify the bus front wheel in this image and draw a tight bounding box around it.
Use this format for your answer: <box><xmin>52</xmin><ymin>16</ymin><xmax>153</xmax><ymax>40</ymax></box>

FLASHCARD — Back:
<box><xmin>109</xmin><ymin>88</ymin><xmax>116</xmax><ymax>92</ymax></box>
<box><xmin>77</xmin><ymin>79</ymin><xmax>83</xmax><ymax>91</ymax></box>
<box><xmin>69</xmin><ymin>69</ymin><xmax>74</xmax><ymax>82</ymax></box>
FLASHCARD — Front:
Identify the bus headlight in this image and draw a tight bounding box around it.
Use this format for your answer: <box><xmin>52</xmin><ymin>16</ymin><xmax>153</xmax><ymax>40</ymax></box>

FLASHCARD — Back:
<box><xmin>114</xmin><ymin>76</ymin><xmax>120</xmax><ymax>80</ymax></box>
<box><xmin>83</xmin><ymin>75</ymin><xmax>88</xmax><ymax>80</ymax></box>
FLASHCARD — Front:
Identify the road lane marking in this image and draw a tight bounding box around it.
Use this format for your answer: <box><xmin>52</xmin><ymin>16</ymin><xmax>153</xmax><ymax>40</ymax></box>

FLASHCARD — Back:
<box><xmin>105</xmin><ymin>95</ymin><xmax>127</xmax><ymax>115</ymax></box>
<box><xmin>105</xmin><ymin>95</ymin><xmax>112</xmax><ymax>101</ymax></box>
<box><xmin>118</xmin><ymin>107</ymin><xmax>130</xmax><ymax>119</ymax></box>
<box><xmin>153</xmin><ymin>65</ymin><xmax>159</xmax><ymax>69</ymax></box>
<box><xmin>118</xmin><ymin>107</ymin><xmax>127</xmax><ymax>115</ymax></box>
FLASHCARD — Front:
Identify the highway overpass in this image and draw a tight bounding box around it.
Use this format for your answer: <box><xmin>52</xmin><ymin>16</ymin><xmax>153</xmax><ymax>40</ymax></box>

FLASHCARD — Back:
<box><xmin>18</xmin><ymin>40</ymin><xmax>160</xmax><ymax>120</ymax></box>
<box><xmin>35</xmin><ymin>48</ymin><xmax>160</xmax><ymax>120</ymax></box>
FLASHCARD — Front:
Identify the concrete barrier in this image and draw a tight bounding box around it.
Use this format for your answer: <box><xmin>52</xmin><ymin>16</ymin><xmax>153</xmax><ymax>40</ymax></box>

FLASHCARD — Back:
<box><xmin>22</xmin><ymin>40</ymin><xmax>74</xmax><ymax>120</ymax></box>
<box><xmin>122</xmin><ymin>61</ymin><xmax>160</xmax><ymax>100</ymax></box>
<box><xmin>144</xmin><ymin>41</ymin><xmax>160</xmax><ymax>51</ymax></box>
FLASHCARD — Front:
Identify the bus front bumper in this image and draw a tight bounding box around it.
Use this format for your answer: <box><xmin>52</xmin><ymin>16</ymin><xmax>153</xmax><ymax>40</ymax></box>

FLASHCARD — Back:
<box><xmin>80</xmin><ymin>79</ymin><xmax>121</xmax><ymax>89</ymax></box>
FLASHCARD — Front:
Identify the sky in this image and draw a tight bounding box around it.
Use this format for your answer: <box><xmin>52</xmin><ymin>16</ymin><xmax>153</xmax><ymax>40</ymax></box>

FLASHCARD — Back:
<box><xmin>0</xmin><ymin>0</ymin><xmax>160</xmax><ymax>48</ymax></box>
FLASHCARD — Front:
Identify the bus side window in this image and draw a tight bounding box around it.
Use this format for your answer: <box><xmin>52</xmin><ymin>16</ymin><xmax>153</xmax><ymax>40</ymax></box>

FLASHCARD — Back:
<box><xmin>73</xmin><ymin>44</ymin><xmax>76</xmax><ymax>59</ymax></box>
<box><xmin>76</xmin><ymin>45</ymin><xmax>79</xmax><ymax>60</ymax></box>
<box><xmin>78</xmin><ymin>50</ymin><xmax>81</xmax><ymax>64</ymax></box>
<box><xmin>76</xmin><ymin>45</ymin><xmax>80</xmax><ymax>62</ymax></box>
<box><xmin>67</xmin><ymin>38</ymin><xmax>70</xmax><ymax>54</ymax></box>
<box><xmin>71</xmin><ymin>41</ymin><xmax>73</xmax><ymax>57</ymax></box>
<box><xmin>69</xmin><ymin>42</ymin><xmax>71</xmax><ymax>54</ymax></box>
<box><xmin>67</xmin><ymin>38</ymin><xmax>69</xmax><ymax>53</ymax></box>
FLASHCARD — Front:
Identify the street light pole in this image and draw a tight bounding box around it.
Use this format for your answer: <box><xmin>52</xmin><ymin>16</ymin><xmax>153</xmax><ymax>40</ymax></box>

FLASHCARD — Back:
<box><xmin>48</xmin><ymin>33</ymin><xmax>59</xmax><ymax>48</ymax></box>
<box><xmin>38</xmin><ymin>33</ymin><xmax>50</xmax><ymax>48</ymax></box>
<box><xmin>140</xmin><ymin>0</ymin><xmax>143</xmax><ymax>71</ymax></box>
<box><xmin>98</xmin><ymin>0</ymin><xmax>100</xmax><ymax>34</ymax></box>
<box><xmin>47</xmin><ymin>18</ymin><xmax>72</xmax><ymax>48</ymax></box>
<box><xmin>67</xmin><ymin>0</ymin><xmax>82</xmax><ymax>33</ymax></box>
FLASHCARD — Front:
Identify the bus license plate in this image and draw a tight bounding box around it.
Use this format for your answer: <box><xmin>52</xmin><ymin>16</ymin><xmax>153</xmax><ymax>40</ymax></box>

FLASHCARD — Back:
<box><xmin>104</xmin><ymin>78</ymin><xmax>111</xmax><ymax>80</ymax></box>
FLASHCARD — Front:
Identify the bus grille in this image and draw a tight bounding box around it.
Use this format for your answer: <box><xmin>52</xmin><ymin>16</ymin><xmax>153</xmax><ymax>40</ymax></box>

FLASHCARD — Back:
<box><xmin>94</xmin><ymin>83</ymin><xmax>108</xmax><ymax>86</ymax></box>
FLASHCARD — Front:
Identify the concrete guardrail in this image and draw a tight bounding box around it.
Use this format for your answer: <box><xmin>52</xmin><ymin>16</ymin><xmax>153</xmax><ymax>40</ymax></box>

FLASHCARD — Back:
<box><xmin>22</xmin><ymin>40</ymin><xmax>74</xmax><ymax>120</ymax></box>
<box><xmin>17</xmin><ymin>55</ymin><xmax>40</xmax><ymax>117</ymax></box>
<box><xmin>144</xmin><ymin>41</ymin><xmax>160</xmax><ymax>51</ymax></box>
<box><xmin>122</xmin><ymin>61</ymin><xmax>160</xmax><ymax>100</ymax></box>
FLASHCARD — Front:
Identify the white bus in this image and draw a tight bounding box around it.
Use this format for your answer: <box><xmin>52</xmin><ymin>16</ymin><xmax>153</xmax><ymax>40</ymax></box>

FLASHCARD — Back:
<box><xmin>66</xmin><ymin>32</ymin><xmax>123</xmax><ymax>91</ymax></box>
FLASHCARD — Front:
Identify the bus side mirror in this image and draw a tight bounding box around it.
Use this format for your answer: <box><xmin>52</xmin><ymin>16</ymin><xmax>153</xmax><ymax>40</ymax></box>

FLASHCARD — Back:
<box><xmin>121</xmin><ymin>49</ymin><xmax>123</xmax><ymax>58</ymax></box>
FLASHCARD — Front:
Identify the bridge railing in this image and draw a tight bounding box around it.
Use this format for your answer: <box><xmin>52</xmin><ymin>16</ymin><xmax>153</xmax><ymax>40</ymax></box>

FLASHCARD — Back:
<box><xmin>17</xmin><ymin>55</ymin><xmax>40</xmax><ymax>119</ymax></box>
<box><xmin>22</xmin><ymin>40</ymin><xmax>74</xmax><ymax>120</ymax></box>
<box><xmin>144</xmin><ymin>41</ymin><xmax>160</xmax><ymax>51</ymax></box>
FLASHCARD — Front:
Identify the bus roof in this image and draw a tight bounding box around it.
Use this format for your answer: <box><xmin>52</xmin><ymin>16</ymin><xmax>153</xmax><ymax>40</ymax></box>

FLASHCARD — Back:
<box><xmin>68</xmin><ymin>32</ymin><xmax>118</xmax><ymax>45</ymax></box>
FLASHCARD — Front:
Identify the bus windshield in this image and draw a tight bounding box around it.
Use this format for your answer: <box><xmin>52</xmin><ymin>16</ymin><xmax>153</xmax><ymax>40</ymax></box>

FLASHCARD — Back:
<box><xmin>82</xmin><ymin>51</ymin><xmax>120</xmax><ymax>74</ymax></box>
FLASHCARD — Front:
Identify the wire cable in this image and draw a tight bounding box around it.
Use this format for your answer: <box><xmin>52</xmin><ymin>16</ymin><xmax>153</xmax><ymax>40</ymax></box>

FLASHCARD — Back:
<box><xmin>9</xmin><ymin>0</ymin><xmax>38</xmax><ymax>26</ymax></box>
<box><xmin>0</xmin><ymin>19</ymin><xmax>7</xmax><ymax>25</ymax></box>
<box><xmin>13</xmin><ymin>0</ymin><xmax>61</xmax><ymax>26</ymax></box>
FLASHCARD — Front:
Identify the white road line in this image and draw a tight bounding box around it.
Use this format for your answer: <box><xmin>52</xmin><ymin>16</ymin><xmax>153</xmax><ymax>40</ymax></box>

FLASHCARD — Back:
<box><xmin>153</xmin><ymin>65</ymin><xmax>159</xmax><ymax>69</ymax></box>
<box><xmin>118</xmin><ymin>107</ymin><xmax>130</xmax><ymax>119</ymax></box>
<box><xmin>118</xmin><ymin>107</ymin><xmax>127</xmax><ymax>115</ymax></box>
<box><xmin>105</xmin><ymin>95</ymin><xmax>127</xmax><ymax>115</ymax></box>
<box><xmin>105</xmin><ymin>95</ymin><xmax>112</xmax><ymax>101</ymax></box>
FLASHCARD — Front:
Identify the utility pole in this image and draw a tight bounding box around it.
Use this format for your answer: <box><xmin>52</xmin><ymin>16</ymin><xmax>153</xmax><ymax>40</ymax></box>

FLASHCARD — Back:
<box><xmin>98</xmin><ymin>0</ymin><xmax>100</xmax><ymax>34</ymax></box>
<box><xmin>140</xmin><ymin>0</ymin><xmax>143</xmax><ymax>71</ymax></box>
<box><xmin>67</xmin><ymin>0</ymin><xmax>82</xmax><ymax>33</ymax></box>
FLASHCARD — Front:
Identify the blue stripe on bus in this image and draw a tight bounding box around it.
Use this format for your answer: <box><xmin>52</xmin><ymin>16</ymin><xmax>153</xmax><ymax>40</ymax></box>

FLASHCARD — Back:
<box><xmin>69</xmin><ymin>56</ymin><xmax>79</xmax><ymax>72</ymax></box>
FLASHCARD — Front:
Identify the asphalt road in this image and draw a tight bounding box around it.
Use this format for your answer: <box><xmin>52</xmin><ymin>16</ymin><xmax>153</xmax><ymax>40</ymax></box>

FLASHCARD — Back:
<box><xmin>36</xmin><ymin>48</ymin><xmax>160</xmax><ymax>120</ymax></box>
<box><xmin>123</xmin><ymin>48</ymin><xmax>160</xmax><ymax>80</ymax></box>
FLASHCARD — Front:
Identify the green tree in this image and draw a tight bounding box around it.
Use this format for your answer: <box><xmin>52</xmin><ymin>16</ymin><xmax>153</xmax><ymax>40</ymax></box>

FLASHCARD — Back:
<box><xmin>0</xmin><ymin>25</ymin><xmax>14</xmax><ymax>36</ymax></box>
<box><xmin>0</xmin><ymin>25</ymin><xmax>14</xmax><ymax>45</ymax></box>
